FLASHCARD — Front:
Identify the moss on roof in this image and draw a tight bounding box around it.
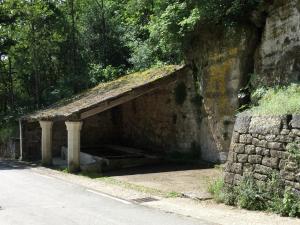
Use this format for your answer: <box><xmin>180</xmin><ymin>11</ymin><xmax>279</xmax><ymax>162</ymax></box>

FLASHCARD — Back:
<box><xmin>23</xmin><ymin>65</ymin><xmax>185</xmax><ymax>121</ymax></box>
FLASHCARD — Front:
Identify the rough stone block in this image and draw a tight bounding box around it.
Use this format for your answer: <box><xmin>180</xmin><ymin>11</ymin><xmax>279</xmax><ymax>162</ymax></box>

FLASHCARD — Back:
<box><xmin>248</xmin><ymin>155</ymin><xmax>262</xmax><ymax>164</ymax></box>
<box><xmin>231</xmin><ymin>132</ymin><xmax>240</xmax><ymax>143</ymax></box>
<box><xmin>224</xmin><ymin>172</ymin><xmax>235</xmax><ymax>184</ymax></box>
<box><xmin>243</xmin><ymin>163</ymin><xmax>254</xmax><ymax>173</ymax></box>
<box><xmin>249</xmin><ymin>116</ymin><xmax>282</xmax><ymax>135</ymax></box>
<box><xmin>280</xmin><ymin>170</ymin><xmax>295</xmax><ymax>181</ymax></box>
<box><xmin>239</xmin><ymin>134</ymin><xmax>253</xmax><ymax>144</ymax></box>
<box><xmin>257</xmin><ymin>140</ymin><xmax>268</xmax><ymax>148</ymax></box>
<box><xmin>253</xmin><ymin>173</ymin><xmax>268</xmax><ymax>181</ymax></box>
<box><xmin>254</xmin><ymin>164</ymin><xmax>273</xmax><ymax>175</ymax></box>
<box><xmin>279</xmin><ymin>159</ymin><xmax>287</xmax><ymax>170</ymax></box>
<box><xmin>262</xmin><ymin>157</ymin><xmax>279</xmax><ymax>169</ymax></box>
<box><xmin>252</xmin><ymin>138</ymin><xmax>259</xmax><ymax>146</ymax></box>
<box><xmin>267</xmin><ymin>142</ymin><xmax>284</xmax><ymax>150</ymax></box>
<box><xmin>234</xmin><ymin>174</ymin><xmax>243</xmax><ymax>185</ymax></box>
<box><xmin>234</xmin><ymin>115</ymin><xmax>251</xmax><ymax>133</ymax></box>
<box><xmin>263</xmin><ymin>148</ymin><xmax>270</xmax><ymax>156</ymax></box>
<box><xmin>284</xmin><ymin>162</ymin><xmax>298</xmax><ymax>172</ymax></box>
<box><xmin>245</xmin><ymin>145</ymin><xmax>256</xmax><ymax>154</ymax></box>
<box><xmin>226</xmin><ymin>152</ymin><xmax>235</xmax><ymax>162</ymax></box>
<box><xmin>256</xmin><ymin>147</ymin><xmax>270</xmax><ymax>156</ymax></box>
<box><xmin>291</xmin><ymin>115</ymin><xmax>300</xmax><ymax>129</ymax></box>
<box><xmin>237</xmin><ymin>154</ymin><xmax>248</xmax><ymax>163</ymax></box>
<box><xmin>291</xmin><ymin>129</ymin><xmax>300</xmax><ymax>137</ymax></box>
<box><xmin>224</xmin><ymin>162</ymin><xmax>233</xmax><ymax>172</ymax></box>
<box><xmin>258</xmin><ymin>135</ymin><xmax>266</xmax><ymax>140</ymax></box>
<box><xmin>270</xmin><ymin>150</ymin><xmax>288</xmax><ymax>159</ymax></box>
<box><xmin>233</xmin><ymin>143</ymin><xmax>245</xmax><ymax>153</ymax></box>
<box><xmin>231</xmin><ymin>163</ymin><xmax>243</xmax><ymax>174</ymax></box>
<box><xmin>280</xmin><ymin>129</ymin><xmax>290</xmax><ymax>135</ymax></box>
<box><xmin>275</xmin><ymin>135</ymin><xmax>294</xmax><ymax>143</ymax></box>
<box><xmin>265</xmin><ymin>134</ymin><xmax>276</xmax><ymax>141</ymax></box>
<box><xmin>294</xmin><ymin>182</ymin><xmax>300</xmax><ymax>190</ymax></box>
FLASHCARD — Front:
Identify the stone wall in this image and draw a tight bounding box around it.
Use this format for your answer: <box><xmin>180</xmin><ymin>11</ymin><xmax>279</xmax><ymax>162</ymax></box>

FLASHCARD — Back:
<box><xmin>22</xmin><ymin>121</ymin><xmax>41</xmax><ymax>160</ymax></box>
<box><xmin>82</xmin><ymin>109</ymin><xmax>121</xmax><ymax>147</ymax></box>
<box><xmin>224</xmin><ymin>114</ymin><xmax>300</xmax><ymax>190</ymax></box>
<box><xmin>120</xmin><ymin>68</ymin><xmax>204</xmax><ymax>157</ymax></box>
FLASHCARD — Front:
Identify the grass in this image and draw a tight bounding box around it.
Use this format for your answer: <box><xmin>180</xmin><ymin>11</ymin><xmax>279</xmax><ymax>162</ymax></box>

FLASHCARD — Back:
<box><xmin>248</xmin><ymin>84</ymin><xmax>300</xmax><ymax>115</ymax></box>
<box><xmin>77</xmin><ymin>171</ymin><xmax>182</xmax><ymax>198</ymax></box>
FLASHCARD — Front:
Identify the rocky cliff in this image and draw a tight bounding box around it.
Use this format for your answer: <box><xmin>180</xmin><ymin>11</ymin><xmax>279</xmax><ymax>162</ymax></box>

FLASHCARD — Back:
<box><xmin>186</xmin><ymin>0</ymin><xmax>300</xmax><ymax>162</ymax></box>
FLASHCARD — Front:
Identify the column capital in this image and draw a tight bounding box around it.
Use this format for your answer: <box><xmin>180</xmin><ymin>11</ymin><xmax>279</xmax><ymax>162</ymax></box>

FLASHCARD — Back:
<box><xmin>39</xmin><ymin>120</ymin><xmax>53</xmax><ymax>129</ymax></box>
<box><xmin>65</xmin><ymin>121</ymin><xmax>83</xmax><ymax>131</ymax></box>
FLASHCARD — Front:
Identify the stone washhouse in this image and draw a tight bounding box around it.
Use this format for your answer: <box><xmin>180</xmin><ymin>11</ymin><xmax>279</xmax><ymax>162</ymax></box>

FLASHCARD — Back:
<box><xmin>20</xmin><ymin>65</ymin><xmax>221</xmax><ymax>172</ymax></box>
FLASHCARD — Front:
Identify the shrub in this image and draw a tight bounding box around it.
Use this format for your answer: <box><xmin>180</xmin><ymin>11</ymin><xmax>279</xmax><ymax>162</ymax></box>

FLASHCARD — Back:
<box><xmin>208</xmin><ymin>179</ymin><xmax>237</xmax><ymax>205</ymax></box>
<box><xmin>235</xmin><ymin>175</ymin><xmax>266</xmax><ymax>210</ymax></box>
<box><xmin>0</xmin><ymin>123</ymin><xmax>17</xmax><ymax>144</ymax></box>
<box><xmin>280</xmin><ymin>188</ymin><xmax>300</xmax><ymax>217</ymax></box>
<box><xmin>210</xmin><ymin>173</ymin><xmax>300</xmax><ymax>217</ymax></box>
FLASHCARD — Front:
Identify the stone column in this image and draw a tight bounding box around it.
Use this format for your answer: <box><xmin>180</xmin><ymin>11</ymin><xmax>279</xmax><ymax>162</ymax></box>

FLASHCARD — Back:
<box><xmin>65</xmin><ymin>121</ymin><xmax>83</xmax><ymax>172</ymax></box>
<box><xmin>39</xmin><ymin>121</ymin><xmax>53</xmax><ymax>166</ymax></box>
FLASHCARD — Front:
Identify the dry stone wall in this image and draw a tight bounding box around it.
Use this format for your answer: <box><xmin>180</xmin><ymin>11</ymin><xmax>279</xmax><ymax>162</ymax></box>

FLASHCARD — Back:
<box><xmin>225</xmin><ymin>114</ymin><xmax>300</xmax><ymax>190</ymax></box>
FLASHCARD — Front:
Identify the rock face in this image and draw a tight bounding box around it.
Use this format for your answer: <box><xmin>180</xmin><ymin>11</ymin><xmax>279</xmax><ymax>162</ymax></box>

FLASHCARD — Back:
<box><xmin>185</xmin><ymin>0</ymin><xmax>300</xmax><ymax>162</ymax></box>
<box><xmin>225</xmin><ymin>114</ymin><xmax>300</xmax><ymax>191</ymax></box>
<box><xmin>186</xmin><ymin>25</ymin><xmax>259</xmax><ymax>161</ymax></box>
<box><xmin>255</xmin><ymin>0</ymin><xmax>300</xmax><ymax>85</ymax></box>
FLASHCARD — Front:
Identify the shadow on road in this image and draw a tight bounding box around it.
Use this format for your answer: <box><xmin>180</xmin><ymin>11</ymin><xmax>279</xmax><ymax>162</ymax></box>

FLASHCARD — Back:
<box><xmin>0</xmin><ymin>159</ymin><xmax>39</xmax><ymax>170</ymax></box>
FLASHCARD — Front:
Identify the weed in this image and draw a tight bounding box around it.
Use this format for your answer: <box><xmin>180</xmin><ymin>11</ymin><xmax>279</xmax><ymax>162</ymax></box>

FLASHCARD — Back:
<box><xmin>286</xmin><ymin>143</ymin><xmax>300</xmax><ymax>164</ymax></box>
<box><xmin>208</xmin><ymin>179</ymin><xmax>226</xmax><ymax>203</ymax></box>
<box><xmin>210</xmin><ymin>173</ymin><xmax>300</xmax><ymax>217</ymax></box>
<box><xmin>249</xmin><ymin>84</ymin><xmax>300</xmax><ymax>115</ymax></box>
<box><xmin>166</xmin><ymin>191</ymin><xmax>182</xmax><ymax>198</ymax></box>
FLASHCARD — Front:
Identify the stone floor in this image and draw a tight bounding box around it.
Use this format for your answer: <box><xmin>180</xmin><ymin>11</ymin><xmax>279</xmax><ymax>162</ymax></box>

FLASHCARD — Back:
<box><xmin>104</xmin><ymin>163</ymin><xmax>222</xmax><ymax>199</ymax></box>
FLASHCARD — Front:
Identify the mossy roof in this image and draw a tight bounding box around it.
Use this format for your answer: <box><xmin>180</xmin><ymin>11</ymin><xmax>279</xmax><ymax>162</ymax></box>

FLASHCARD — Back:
<box><xmin>23</xmin><ymin>65</ymin><xmax>186</xmax><ymax>121</ymax></box>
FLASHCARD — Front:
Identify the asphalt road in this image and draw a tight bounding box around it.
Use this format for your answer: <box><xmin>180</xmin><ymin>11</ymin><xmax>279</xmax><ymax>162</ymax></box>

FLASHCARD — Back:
<box><xmin>0</xmin><ymin>160</ymin><xmax>214</xmax><ymax>225</ymax></box>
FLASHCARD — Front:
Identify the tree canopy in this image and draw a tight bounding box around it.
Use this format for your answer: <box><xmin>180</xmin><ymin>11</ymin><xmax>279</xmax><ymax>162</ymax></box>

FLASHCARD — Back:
<box><xmin>0</xmin><ymin>0</ymin><xmax>261</xmax><ymax>131</ymax></box>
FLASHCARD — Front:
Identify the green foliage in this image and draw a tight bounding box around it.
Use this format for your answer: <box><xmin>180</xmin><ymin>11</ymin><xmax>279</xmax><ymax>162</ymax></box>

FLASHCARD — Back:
<box><xmin>249</xmin><ymin>84</ymin><xmax>300</xmax><ymax>115</ymax></box>
<box><xmin>286</xmin><ymin>143</ymin><xmax>300</xmax><ymax>164</ymax></box>
<box><xmin>235</xmin><ymin>176</ymin><xmax>267</xmax><ymax>210</ymax></box>
<box><xmin>211</xmin><ymin>173</ymin><xmax>300</xmax><ymax>217</ymax></box>
<box><xmin>0</xmin><ymin>124</ymin><xmax>16</xmax><ymax>144</ymax></box>
<box><xmin>208</xmin><ymin>178</ymin><xmax>237</xmax><ymax>205</ymax></box>
<box><xmin>280</xmin><ymin>187</ymin><xmax>300</xmax><ymax>217</ymax></box>
<box><xmin>88</xmin><ymin>64</ymin><xmax>124</xmax><ymax>85</ymax></box>
<box><xmin>0</xmin><ymin>0</ymin><xmax>262</xmax><ymax>145</ymax></box>
<box><xmin>0</xmin><ymin>115</ymin><xmax>18</xmax><ymax>144</ymax></box>
<box><xmin>208</xmin><ymin>179</ymin><xmax>226</xmax><ymax>203</ymax></box>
